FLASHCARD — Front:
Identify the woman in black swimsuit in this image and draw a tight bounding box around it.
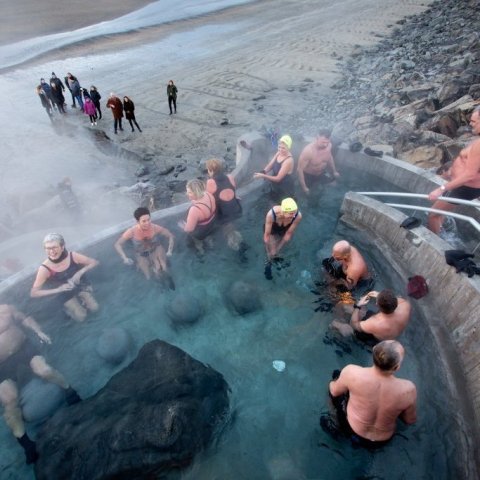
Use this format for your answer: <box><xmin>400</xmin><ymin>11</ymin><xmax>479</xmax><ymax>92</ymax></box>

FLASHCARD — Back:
<box><xmin>254</xmin><ymin>134</ymin><xmax>295</xmax><ymax>201</ymax></box>
<box><xmin>263</xmin><ymin>197</ymin><xmax>302</xmax><ymax>260</ymax></box>
<box><xmin>31</xmin><ymin>233</ymin><xmax>99</xmax><ymax>322</ymax></box>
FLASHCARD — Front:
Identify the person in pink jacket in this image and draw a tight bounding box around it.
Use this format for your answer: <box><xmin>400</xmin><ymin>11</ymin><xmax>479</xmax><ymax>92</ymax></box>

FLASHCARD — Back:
<box><xmin>83</xmin><ymin>97</ymin><xmax>97</xmax><ymax>126</ymax></box>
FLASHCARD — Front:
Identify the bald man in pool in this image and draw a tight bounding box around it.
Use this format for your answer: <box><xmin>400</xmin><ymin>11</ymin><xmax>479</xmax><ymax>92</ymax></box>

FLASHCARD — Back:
<box><xmin>324</xmin><ymin>340</ymin><xmax>417</xmax><ymax>448</ymax></box>
<box><xmin>0</xmin><ymin>304</ymin><xmax>81</xmax><ymax>464</ymax></box>
<box><xmin>323</xmin><ymin>240</ymin><xmax>371</xmax><ymax>290</ymax></box>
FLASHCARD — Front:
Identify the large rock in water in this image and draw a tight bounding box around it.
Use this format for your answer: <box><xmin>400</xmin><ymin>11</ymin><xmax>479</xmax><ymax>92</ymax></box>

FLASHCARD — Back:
<box><xmin>34</xmin><ymin>340</ymin><xmax>230</xmax><ymax>480</ymax></box>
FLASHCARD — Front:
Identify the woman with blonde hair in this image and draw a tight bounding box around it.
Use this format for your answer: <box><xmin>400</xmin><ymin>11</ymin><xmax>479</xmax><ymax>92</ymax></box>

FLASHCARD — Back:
<box><xmin>178</xmin><ymin>179</ymin><xmax>216</xmax><ymax>253</ymax></box>
<box><xmin>254</xmin><ymin>134</ymin><xmax>295</xmax><ymax>201</ymax></box>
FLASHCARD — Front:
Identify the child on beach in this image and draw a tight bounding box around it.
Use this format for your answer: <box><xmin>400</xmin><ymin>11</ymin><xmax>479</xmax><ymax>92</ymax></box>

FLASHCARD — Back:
<box><xmin>84</xmin><ymin>97</ymin><xmax>97</xmax><ymax>125</ymax></box>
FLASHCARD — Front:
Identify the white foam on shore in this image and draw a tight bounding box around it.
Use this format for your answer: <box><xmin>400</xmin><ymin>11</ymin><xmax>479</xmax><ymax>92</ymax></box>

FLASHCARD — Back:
<box><xmin>0</xmin><ymin>0</ymin><xmax>255</xmax><ymax>69</ymax></box>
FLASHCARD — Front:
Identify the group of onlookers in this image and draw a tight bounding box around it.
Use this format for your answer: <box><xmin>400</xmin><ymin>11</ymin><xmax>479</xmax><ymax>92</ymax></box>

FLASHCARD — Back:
<box><xmin>36</xmin><ymin>73</ymin><xmax>179</xmax><ymax>135</ymax></box>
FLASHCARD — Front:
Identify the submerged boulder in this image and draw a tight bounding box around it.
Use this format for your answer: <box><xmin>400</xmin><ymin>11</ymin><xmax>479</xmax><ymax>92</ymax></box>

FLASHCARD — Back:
<box><xmin>34</xmin><ymin>340</ymin><xmax>230</xmax><ymax>480</ymax></box>
<box><xmin>226</xmin><ymin>280</ymin><xmax>262</xmax><ymax>314</ymax></box>
<box><xmin>166</xmin><ymin>293</ymin><xmax>203</xmax><ymax>327</ymax></box>
<box><xmin>95</xmin><ymin>327</ymin><xmax>132</xmax><ymax>364</ymax></box>
<box><xmin>20</xmin><ymin>378</ymin><xmax>65</xmax><ymax>423</ymax></box>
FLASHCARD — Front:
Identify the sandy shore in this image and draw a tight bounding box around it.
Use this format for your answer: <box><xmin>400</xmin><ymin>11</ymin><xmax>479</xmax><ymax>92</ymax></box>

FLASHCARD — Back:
<box><xmin>0</xmin><ymin>0</ymin><xmax>434</xmax><ymax>277</ymax></box>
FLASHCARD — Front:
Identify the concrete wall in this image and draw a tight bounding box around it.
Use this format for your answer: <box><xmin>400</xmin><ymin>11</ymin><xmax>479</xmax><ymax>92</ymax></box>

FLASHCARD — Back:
<box><xmin>340</xmin><ymin>191</ymin><xmax>480</xmax><ymax>476</ymax></box>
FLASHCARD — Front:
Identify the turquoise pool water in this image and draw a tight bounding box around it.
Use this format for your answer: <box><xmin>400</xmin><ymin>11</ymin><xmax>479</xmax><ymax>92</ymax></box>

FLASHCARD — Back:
<box><xmin>0</xmin><ymin>173</ymin><xmax>464</xmax><ymax>479</ymax></box>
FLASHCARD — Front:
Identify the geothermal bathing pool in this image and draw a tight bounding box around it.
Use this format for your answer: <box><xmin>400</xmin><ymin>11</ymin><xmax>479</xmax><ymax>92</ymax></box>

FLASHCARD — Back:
<box><xmin>0</xmin><ymin>150</ymin><xmax>465</xmax><ymax>479</ymax></box>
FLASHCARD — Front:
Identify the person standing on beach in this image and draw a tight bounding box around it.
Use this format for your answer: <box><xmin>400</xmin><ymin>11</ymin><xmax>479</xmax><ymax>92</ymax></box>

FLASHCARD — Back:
<box><xmin>106</xmin><ymin>93</ymin><xmax>124</xmax><ymax>134</ymax></box>
<box><xmin>427</xmin><ymin>107</ymin><xmax>480</xmax><ymax>233</ymax></box>
<box><xmin>36</xmin><ymin>85</ymin><xmax>53</xmax><ymax>122</ymax></box>
<box><xmin>167</xmin><ymin>80</ymin><xmax>178</xmax><ymax>115</ymax></box>
<box><xmin>49</xmin><ymin>72</ymin><xmax>65</xmax><ymax>94</ymax></box>
<box><xmin>50</xmin><ymin>81</ymin><xmax>66</xmax><ymax>114</ymax></box>
<box><xmin>123</xmin><ymin>96</ymin><xmax>142</xmax><ymax>132</ymax></box>
<box><xmin>65</xmin><ymin>73</ymin><xmax>83</xmax><ymax>110</ymax></box>
<box><xmin>84</xmin><ymin>97</ymin><xmax>97</xmax><ymax>126</ymax></box>
<box><xmin>89</xmin><ymin>86</ymin><xmax>102</xmax><ymax>120</ymax></box>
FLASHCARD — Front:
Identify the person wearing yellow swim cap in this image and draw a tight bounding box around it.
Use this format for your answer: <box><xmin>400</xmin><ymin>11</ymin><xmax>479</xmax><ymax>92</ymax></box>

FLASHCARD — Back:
<box><xmin>262</xmin><ymin>198</ymin><xmax>302</xmax><ymax>279</ymax></box>
<box><xmin>253</xmin><ymin>134</ymin><xmax>295</xmax><ymax>201</ymax></box>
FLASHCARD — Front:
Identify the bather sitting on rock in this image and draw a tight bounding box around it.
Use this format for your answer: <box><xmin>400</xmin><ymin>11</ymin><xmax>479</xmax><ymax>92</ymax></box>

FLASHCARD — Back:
<box><xmin>297</xmin><ymin>129</ymin><xmax>340</xmax><ymax>195</ymax></box>
<box><xmin>324</xmin><ymin>340</ymin><xmax>417</xmax><ymax>448</ymax></box>
<box><xmin>0</xmin><ymin>304</ymin><xmax>81</xmax><ymax>464</ymax></box>
<box><xmin>31</xmin><ymin>233</ymin><xmax>99</xmax><ymax>322</ymax></box>
<box><xmin>115</xmin><ymin>207</ymin><xmax>175</xmax><ymax>285</ymax></box>
<box><xmin>178</xmin><ymin>179</ymin><xmax>217</xmax><ymax>254</ymax></box>
<box><xmin>323</xmin><ymin>240</ymin><xmax>372</xmax><ymax>292</ymax></box>
<box><xmin>330</xmin><ymin>290</ymin><xmax>411</xmax><ymax>344</ymax></box>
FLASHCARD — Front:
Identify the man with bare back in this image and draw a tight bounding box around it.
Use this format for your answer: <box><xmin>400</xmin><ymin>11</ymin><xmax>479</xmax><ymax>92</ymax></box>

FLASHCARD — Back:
<box><xmin>297</xmin><ymin>129</ymin><xmax>340</xmax><ymax>195</ymax></box>
<box><xmin>0</xmin><ymin>304</ymin><xmax>81</xmax><ymax>464</ymax></box>
<box><xmin>326</xmin><ymin>340</ymin><xmax>417</xmax><ymax>447</ymax></box>
<box><xmin>428</xmin><ymin>107</ymin><xmax>480</xmax><ymax>233</ymax></box>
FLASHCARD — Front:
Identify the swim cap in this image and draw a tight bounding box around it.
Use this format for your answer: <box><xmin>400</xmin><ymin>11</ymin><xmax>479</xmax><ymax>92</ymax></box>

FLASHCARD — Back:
<box><xmin>281</xmin><ymin>197</ymin><xmax>297</xmax><ymax>213</ymax></box>
<box><xmin>279</xmin><ymin>134</ymin><xmax>292</xmax><ymax>150</ymax></box>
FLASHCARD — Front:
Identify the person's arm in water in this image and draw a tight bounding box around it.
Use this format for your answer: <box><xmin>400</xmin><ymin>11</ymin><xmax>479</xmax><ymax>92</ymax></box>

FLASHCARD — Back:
<box><xmin>399</xmin><ymin>382</ymin><xmax>417</xmax><ymax>425</ymax></box>
<box><xmin>10</xmin><ymin>305</ymin><xmax>52</xmax><ymax>344</ymax></box>
<box><xmin>115</xmin><ymin>229</ymin><xmax>134</xmax><ymax>265</ymax></box>
<box><xmin>297</xmin><ymin>148</ymin><xmax>311</xmax><ymax>194</ymax></box>
<box><xmin>326</xmin><ymin>147</ymin><xmax>340</xmax><ymax>178</ymax></box>
<box><xmin>154</xmin><ymin>224</ymin><xmax>175</xmax><ymax>256</ymax></box>
<box><xmin>350</xmin><ymin>292</ymin><xmax>371</xmax><ymax>332</ymax></box>
<box><xmin>329</xmin><ymin>365</ymin><xmax>351</xmax><ymax>397</ymax></box>
<box><xmin>69</xmin><ymin>252</ymin><xmax>99</xmax><ymax>285</ymax></box>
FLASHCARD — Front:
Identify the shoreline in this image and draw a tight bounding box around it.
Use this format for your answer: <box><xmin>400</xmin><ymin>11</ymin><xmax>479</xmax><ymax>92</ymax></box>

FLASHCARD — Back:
<box><xmin>0</xmin><ymin>0</ymin><xmax>157</xmax><ymax>46</ymax></box>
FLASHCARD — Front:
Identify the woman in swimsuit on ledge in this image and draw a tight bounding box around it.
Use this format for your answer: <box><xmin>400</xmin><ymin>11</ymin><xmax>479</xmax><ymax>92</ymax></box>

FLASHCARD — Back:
<box><xmin>254</xmin><ymin>134</ymin><xmax>295</xmax><ymax>201</ymax></box>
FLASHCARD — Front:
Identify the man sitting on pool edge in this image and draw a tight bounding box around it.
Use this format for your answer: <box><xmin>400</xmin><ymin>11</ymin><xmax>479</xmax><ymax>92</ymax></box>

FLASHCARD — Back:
<box><xmin>323</xmin><ymin>340</ymin><xmax>417</xmax><ymax>448</ymax></box>
<box><xmin>330</xmin><ymin>289</ymin><xmax>412</xmax><ymax>344</ymax></box>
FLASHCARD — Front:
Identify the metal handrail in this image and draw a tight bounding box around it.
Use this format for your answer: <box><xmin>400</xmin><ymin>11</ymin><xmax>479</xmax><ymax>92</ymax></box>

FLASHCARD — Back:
<box><xmin>355</xmin><ymin>191</ymin><xmax>480</xmax><ymax>252</ymax></box>
<box><xmin>385</xmin><ymin>204</ymin><xmax>480</xmax><ymax>233</ymax></box>
<box><xmin>356</xmin><ymin>192</ymin><xmax>480</xmax><ymax>209</ymax></box>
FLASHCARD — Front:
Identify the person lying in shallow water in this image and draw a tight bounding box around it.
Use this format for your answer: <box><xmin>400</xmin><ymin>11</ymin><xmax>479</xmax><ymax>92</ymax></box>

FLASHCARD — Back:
<box><xmin>31</xmin><ymin>233</ymin><xmax>99</xmax><ymax>322</ymax></box>
<box><xmin>115</xmin><ymin>207</ymin><xmax>175</xmax><ymax>288</ymax></box>
<box><xmin>0</xmin><ymin>304</ymin><xmax>81</xmax><ymax>464</ymax></box>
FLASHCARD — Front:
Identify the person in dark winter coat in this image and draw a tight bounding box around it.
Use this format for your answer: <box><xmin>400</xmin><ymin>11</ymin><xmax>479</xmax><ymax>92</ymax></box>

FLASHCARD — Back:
<box><xmin>89</xmin><ymin>86</ymin><xmax>102</xmax><ymax>120</ymax></box>
<box><xmin>106</xmin><ymin>93</ymin><xmax>124</xmax><ymax>134</ymax></box>
<box><xmin>65</xmin><ymin>72</ymin><xmax>82</xmax><ymax>109</ymax></box>
<box><xmin>167</xmin><ymin>80</ymin><xmax>177</xmax><ymax>114</ymax></box>
<box><xmin>123</xmin><ymin>96</ymin><xmax>142</xmax><ymax>132</ymax></box>
<box><xmin>49</xmin><ymin>72</ymin><xmax>65</xmax><ymax>93</ymax></box>
<box><xmin>36</xmin><ymin>85</ymin><xmax>53</xmax><ymax>122</ymax></box>
<box><xmin>39</xmin><ymin>79</ymin><xmax>54</xmax><ymax>108</ymax></box>
<box><xmin>50</xmin><ymin>81</ymin><xmax>66</xmax><ymax>113</ymax></box>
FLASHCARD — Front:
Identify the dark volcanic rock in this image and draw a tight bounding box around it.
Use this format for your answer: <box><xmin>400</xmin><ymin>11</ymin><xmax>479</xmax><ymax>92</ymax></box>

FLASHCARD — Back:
<box><xmin>34</xmin><ymin>340</ymin><xmax>230</xmax><ymax>480</ymax></box>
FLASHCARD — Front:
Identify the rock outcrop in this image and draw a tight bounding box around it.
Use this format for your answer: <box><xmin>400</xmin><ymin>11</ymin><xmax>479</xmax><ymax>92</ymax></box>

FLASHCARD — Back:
<box><xmin>34</xmin><ymin>340</ymin><xmax>230</xmax><ymax>480</ymax></box>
